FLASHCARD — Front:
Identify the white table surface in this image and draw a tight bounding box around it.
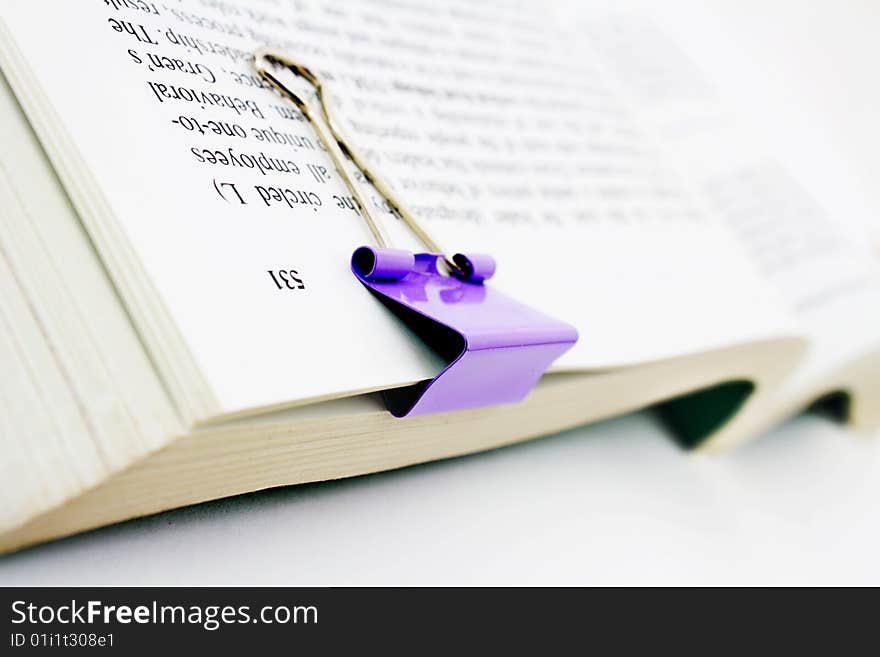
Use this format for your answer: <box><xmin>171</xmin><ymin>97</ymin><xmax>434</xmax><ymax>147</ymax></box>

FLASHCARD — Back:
<box><xmin>2</xmin><ymin>412</ymin><xmax>880</xmax><ymax>586</ymax></box>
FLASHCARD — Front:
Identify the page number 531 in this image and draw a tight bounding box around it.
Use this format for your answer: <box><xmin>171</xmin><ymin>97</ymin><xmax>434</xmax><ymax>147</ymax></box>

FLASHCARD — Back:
<box><xmin>267</xmin><ymin>269</ymin><xmax>306</xmax><ymax>291</ymax></box>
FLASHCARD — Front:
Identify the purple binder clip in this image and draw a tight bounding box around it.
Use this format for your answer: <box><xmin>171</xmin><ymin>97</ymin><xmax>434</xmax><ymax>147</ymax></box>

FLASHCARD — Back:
<box><xmin>253</xmin><ymin>48</ymin><xmax>579</xmax><ymax>416</ymax></box>
<box><xmin>352</xmin><ymin>247</ymin><xmax>578</xmax><ymax>416</ymax></box>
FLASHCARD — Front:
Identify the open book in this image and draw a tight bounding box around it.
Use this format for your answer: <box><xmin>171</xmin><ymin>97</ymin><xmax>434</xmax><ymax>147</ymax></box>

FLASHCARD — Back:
<box><xmin>1</xmin><ymin>0</ymin><xmax>878</xmax><ymax>553</ymax></box>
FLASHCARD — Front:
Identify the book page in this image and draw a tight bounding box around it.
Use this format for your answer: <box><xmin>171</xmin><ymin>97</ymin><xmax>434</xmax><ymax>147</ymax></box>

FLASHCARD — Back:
<box><xmin>576</xmin><ymin>5</ymin><xmax>880</xmax><ymax>396</ymax></box>
<box><xmin>0</xmin><ymin>0</ymin><xmax>795</xmax><ymax>416</ymax></box>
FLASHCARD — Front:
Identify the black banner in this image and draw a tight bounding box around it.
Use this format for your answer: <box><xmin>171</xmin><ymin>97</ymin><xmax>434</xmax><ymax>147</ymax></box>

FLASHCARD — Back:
<box><xmin>0</xmin><ymin>586</ymin><xmax>867</xmax><ymax>651</ymax></box>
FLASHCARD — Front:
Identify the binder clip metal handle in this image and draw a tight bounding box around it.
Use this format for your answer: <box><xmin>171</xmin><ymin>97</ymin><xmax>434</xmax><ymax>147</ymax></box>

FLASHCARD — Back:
<box><xmin>253</xmin><ymin>49</ymin><xmax>578</xmax><ymax>417</ymax></box>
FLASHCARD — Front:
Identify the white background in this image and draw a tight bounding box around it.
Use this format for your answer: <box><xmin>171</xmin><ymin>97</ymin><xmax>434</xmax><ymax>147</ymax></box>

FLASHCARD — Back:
<box><xmin>2</xmin><ymin>413</ymin><xmax>880</xmax><ymax>585</ymax></box>
<box><xmin>2</xmin><ymin>1</ymin><xmax>879</xmax><ymax>585</ymax></box>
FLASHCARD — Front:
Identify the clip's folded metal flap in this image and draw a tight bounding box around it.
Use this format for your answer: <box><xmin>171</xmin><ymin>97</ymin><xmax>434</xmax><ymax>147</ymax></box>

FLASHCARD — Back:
<box><xmin>353</xmin><ymin>248</ymin><xmax>578</xmax><ymax>417</ymax></box>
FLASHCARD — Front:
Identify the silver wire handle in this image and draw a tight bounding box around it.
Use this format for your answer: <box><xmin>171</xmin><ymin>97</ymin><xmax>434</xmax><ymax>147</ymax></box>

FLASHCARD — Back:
<box><xmin>252</xmin><ymin>48</ymin><xmax>460</xmax><ymax>273</ymax></box>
